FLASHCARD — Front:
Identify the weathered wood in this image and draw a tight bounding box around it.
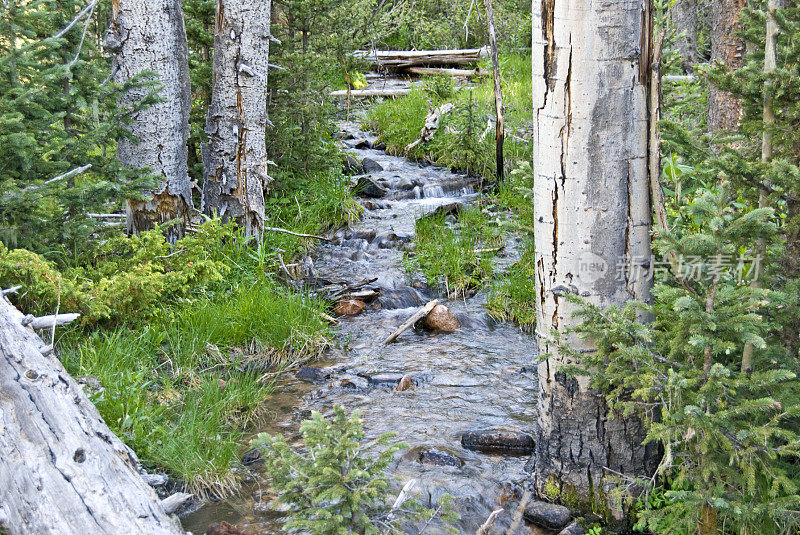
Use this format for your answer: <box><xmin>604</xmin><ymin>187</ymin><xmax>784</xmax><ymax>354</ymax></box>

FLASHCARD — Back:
<box><xmin>330</xmin><ymin>88</ymin><xmax>412</xmax><ymax>98</ymax></box>
<box><xmin>202</xmin><ymin>0</ymin><xmax>272</xmax><ymax>236</ymax></box>
<box><xmin>405</xmin><ymin>103</ymin><xmax>454</xmax><ymax>153</ymax></box>
<box><xmin>28</xmin><ymin>313</ymin><xmax>80</xmax><ymax>330</ymax></box>
<box><xmin>0</xmin><ymin>296</ymin><xmax>184</xmax><ymax>534</ymax></box>
<box><xmin>263</xmin><ymin>226</ymin><xmax>331</xmax><ymax>242</ymax></box>
<box><xmin>382</xmin><ymin>300</ymin><xmax>438</xmax><ymax>345</ymax></box>
<box><xmin>160</xmin><ymin>493</ymin><xmax>193</xmax><ymax>515</ymax></box>
<box><xmin>355</xmin><ymin>47</ymin><xmax>488</xmax><ymax>70</ymax></box>
<box><xmin>107</xmin><ymin>0</ymin><xmax>193</xmax><ymax>242</ymax></box>
<box><xmin>476</xmin><ymin>508</ymin><xmax>503</xmax><ymax>535</ymax></box>
<box><xmin>404</xmin><ymin>67</ymin><xmax>488</xmax><ymax>77</ymax></box>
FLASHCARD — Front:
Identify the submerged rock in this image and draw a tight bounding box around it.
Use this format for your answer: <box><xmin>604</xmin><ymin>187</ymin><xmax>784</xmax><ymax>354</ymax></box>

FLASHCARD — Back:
<box><xmin>361</xmin><ymin>157</ymin><xmax>384</xmax><ymax>173</ymax></box>
<box><xmin>296</xmin><ymin>366</ymin><xmax>331</xmax><ymax>383</ymax></box>
<box><xmin>460</xmin><ymin>429</ymin><xmax>535</xmax><ymax>454</ymax></box>
<box><xmin>334</xmin><ymin>299</ymin><xmax>367</xmax><ymax>316</ymax></box>
<box><xmin>420</xmin><ymin>305</ymin><xmax>461</xmax><ymax>332</ymax></box>
<box><xmin>354</xmin><ymin>176</ymin><xmax>387</xmax><ymax>198</ymax></box>
<box><xmin>522</xmin><ymin>501</ymin><xmax>572</xmax><ymax>531</ymax></box>
<box><xmin>419</xmin><ymin>448</ymin><xmax>463</xmax><ymax>467</ymax></box>
<box><xmin>354</xmin><ymin>139</ymin><xmax>372</xmax><ymax>149</ymax></box>
<box><xmin>206</xmin><ymin>521</ymin><xmax>253</xmax><ymax>535</ymax></box>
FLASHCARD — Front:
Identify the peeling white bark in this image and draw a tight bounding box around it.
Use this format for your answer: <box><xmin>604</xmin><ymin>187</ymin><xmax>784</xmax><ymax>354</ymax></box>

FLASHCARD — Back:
<box><xmin>0</xmin><ymin>296</ymin><xmax>183</xmax><ymax>534</ymax></box>
<box><xmin>532</xmin><ymin>0</ymin><xmax>657</xmax><ymax>503</ymax></box>
<box><xmin>108</xmin><ymin>0</ymin><xmax>194</xmax><ymax>242</ymax></box>
<box><xmin>201</xmin><ymin>0</ymin><xmax>272</xmax><ymax>236</ymax></box>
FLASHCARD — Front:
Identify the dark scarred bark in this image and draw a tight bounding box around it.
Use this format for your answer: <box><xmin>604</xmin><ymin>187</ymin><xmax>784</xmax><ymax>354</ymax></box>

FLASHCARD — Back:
<box><xmin>708</xmin><ymin>0</ymin><xmax>745</xmax><ymax>131</ymax></box>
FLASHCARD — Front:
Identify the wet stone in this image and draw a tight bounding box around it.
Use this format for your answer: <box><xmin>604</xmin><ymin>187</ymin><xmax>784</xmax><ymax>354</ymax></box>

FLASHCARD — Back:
<box><xmin>523</xmin><ymin>501</ymin><xmax>572</xmax><ymax>531</ymax></box>
<box><xmin>344</xmin><ymin>154</ymin><xmax>363</xmax><ymax>174</ymax></box>
<box><xmin>354</xmin><ymin>139</ymin><xmax>372</xmax><ymax>149</ymax></box>
<box><xmin>419</xmin><ymin>448</ymin><xmax>464</xmax><ymax>467</ymax></box>
<box><xmin>373</xmin><ymin>141</ymin><xmax>387</xmax><ymax>151</ymax></box>
<box><xmin>362</xmin><ymin>157</ymin><xmax>384</xmax><ymax>173</ymax></box>
<box><xmin>241</xmin><ymin>448</ymin><xmax>263</xmax><ymax>466</ymax></box>
<box><xmin>332</xmin><ymin>376</ymin><xmax>370</xmax><ymax>390</ymax></box>
<box><xmin>296</xmin><ymin>366</ymin><xmax>331</xmax><ymax>383</ymax></box>
<box><xmin>395</xmin><ymin>374</ymin><xmax>415</xmax><ymax>391</ymax></box>
<box><xmin>206</xmin><ymin>521</ymin><xmax>251</xmax><ymax>535</ymax></box>
<box><xmin>354</xmin><ymin>176</ymin><xmax>387</xmax><ymax>198</ymax></box>
<box><xmin>558</xmin><ymin>522</ymin><xmax>584</xmax><ymax>535</ymax></box>
<box><xmin>420</xmin><ymin>305</ymin><xmax>461</xmax><ymax>332</ymax></box>
<box><xmin>334</xmin><ymin>299</ymin><xmax>367</xmax><ymax>316</ymax></box>
<box><xmin>460</xmin><ymin>429</ymin><xmax>535</xmax><ymax>455</ymax></box>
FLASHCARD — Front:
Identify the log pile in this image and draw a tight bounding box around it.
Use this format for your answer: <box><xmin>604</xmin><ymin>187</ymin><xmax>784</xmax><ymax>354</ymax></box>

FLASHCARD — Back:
<box><xmin>355</xmin><ymin>47</ymin><xmax>489</xmax><ymax>71</ymax></box>
<box><xmin>0</xmin><ymin>293</ymin><xmax>184</xmax><ymax>535</ymax></box>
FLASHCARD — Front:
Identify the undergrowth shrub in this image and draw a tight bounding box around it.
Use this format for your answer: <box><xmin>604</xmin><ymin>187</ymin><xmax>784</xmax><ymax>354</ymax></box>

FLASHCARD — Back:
<box><xmin>255</xmin><ymin>406</ymin><xmax>459</xmax><ymax>534</ymax></box>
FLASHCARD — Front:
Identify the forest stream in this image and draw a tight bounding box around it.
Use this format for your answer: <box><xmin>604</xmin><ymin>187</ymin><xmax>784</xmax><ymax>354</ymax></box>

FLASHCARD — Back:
<box><xmin>183</xmin><ymin>106</ymin><xmax>540</xmax><ymax>534</ymax></box>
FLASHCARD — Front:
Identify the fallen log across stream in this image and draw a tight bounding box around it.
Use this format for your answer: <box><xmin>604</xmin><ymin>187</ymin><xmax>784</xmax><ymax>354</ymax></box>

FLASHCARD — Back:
<box><xmin>0</xmin><ymin>293</ymin><xmax>185</xmax><ymax>535</ymax></box>
<box><xmin>354</xmin><ymin>47</ymin><xmax>489</xmax><ymax>70</ymax></box>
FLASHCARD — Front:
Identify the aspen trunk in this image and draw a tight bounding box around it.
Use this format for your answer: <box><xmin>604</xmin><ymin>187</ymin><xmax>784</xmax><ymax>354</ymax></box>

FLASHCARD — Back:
<box><xmin>670</xmin><ymin>0</ymin><xmax>699</xmax><ymax>72</ymax></box>
<box><xmin>483</xmin><ymin>0</ymin><xmax>505</xmax><ymax>182</ymax></box>
<box><xmin>201</xmin><ymin>0</ymin><xmax>272</xmax><ymax>236</ymax></box>
<box><xmin>532</xmin><ymin>0</ymin><xmax>658</xmax><ymax>508</ymax></box>
<box><xmin>0</xmin><ymin>295</ymin><xmax>184</xmax><ymax>535</ymax></box>
<box><xmin>708</xmin><ymin>0</ymin><xmax>745</xmax><ymax>131</ymax></box>
<box><xmin>107</xmin><ymin>0</ymin><xmax>194</xmax><ymax>242</ymax></box>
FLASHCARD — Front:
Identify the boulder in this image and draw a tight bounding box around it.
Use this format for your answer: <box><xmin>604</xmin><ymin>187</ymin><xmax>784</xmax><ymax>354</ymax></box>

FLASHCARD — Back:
<box><xmin>354</xmin><ymin>139</ymin><xmax>372</xmax><ymax>149</ymax></box>
<box><xmin>522</xmin><ymin>501</ymin><xmax>572</xmax><ymax>531</ymax></box>
<box><xmin>354</xmin><ymin>176</ymin><xmax>387</xmax><ymax>198</ymax></box>
<box><xmin>334</xmin><ymin>299</ymin><xmax>367</xmax><ymax>316</ymax></box>
<box><xmin>460</xmin><ymin>429</ymin><xmax>535</xmax><ymax>454</ymax></box>
<box><xmin>343</xmin><ymin>154</ymin><xmax>363</xmax><ymax>174</ymax></box>
<box><xmin>420</xmin><ymin>304</ymin><xmax>461</xmax><ymax>332</ymax></box>
<box><xmin>361</xmin><ymin>157</ymin><xmax>384</xmax><ymax>173</ymax></box>
<box><xmin>373</xmin><ymin>141</ymin><xmax>387</xmax><ymax>151</ymax></box>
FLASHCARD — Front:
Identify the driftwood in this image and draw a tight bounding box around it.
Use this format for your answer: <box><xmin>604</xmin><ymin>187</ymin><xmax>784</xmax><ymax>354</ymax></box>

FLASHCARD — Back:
<box><xmin>330</xmin><ymin>88</ymin><xmax>412</xmax><ymax>98</ymax></box>
<box><xmin>382</xmin><ymin>300</ymin><xmax>438</xmax><ymax>345</ymax></box>
<box><xmin>404</xmin><ymin>66</ymin><xmax>488</xmax><ymax>78</ymax></box>
<box><xmin>355</xmin><ymin>48</ymin><xmax>488</xmax><ymax>70</ymax></box>
<box><xmin>0</xmin><ymin>294</ymin><xmax>184</xmax><ymax>535</ymax></box>
<box><xmin>263</xmin><ymin>226</ymin><xmax>331</xmax><ymax>242</ymax></box>
<box><xmin>405</xmin><ymin>103</ymin><xmax>455</xmax><ymax>153</ymax></box>
<box><xmin>25</xmin><ymin>313</ymin><xmax>81</xmax><ymax>330</ymax></box>
<box><xmin>476</xmin><ymin>508</ymin><xmax>504</xmax><ymax>535</ymax></box>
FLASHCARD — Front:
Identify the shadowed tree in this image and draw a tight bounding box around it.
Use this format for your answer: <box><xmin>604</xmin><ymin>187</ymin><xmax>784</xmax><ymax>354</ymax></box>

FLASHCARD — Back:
<box><xmin>708</xmin><ymin>0</ymin><xmax>745</xmax><ymax>131</ymax></box>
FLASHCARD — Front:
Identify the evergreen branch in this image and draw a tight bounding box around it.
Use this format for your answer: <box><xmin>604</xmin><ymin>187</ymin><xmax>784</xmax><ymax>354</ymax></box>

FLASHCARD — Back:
<box><xmin>51</xmin><ymin>0</ymin><xmax>98</xmax><ymax>41</ymax></box>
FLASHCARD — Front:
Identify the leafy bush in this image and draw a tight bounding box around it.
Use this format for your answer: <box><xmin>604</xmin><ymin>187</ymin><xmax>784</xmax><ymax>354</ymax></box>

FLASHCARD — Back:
<box><xmin>254</xmin><ymin>406</ymin><xmax>458</xmax><ymax>534</ymax></box>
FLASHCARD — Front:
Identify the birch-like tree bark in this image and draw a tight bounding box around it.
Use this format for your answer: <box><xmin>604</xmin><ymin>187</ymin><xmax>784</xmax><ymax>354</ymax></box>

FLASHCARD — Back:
<box><xmin>708</xmin><ymin>0</ymin><xmax>745</xmax><ymax>131</ymax></box>
<box><xmin>107</xmin><ymin>0</ymin><xmax>194</xmax><ymax>242</ymax></box>
<box><xmin>532</xmin><ymin>0</ymin><xmax>658</xmax><ymax>506</ymax></box>
<box><xmin>201</xmin><ymin>0</ymin><xmax>272</xmax><ymax>236</ymax></box>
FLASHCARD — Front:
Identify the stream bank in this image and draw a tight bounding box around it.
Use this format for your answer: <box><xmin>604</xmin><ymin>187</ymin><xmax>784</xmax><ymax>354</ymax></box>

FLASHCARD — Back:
<box><xmin>182</xmin><ymin>118</ymin><xmax>539</xmax><ymax>534</ymax></box>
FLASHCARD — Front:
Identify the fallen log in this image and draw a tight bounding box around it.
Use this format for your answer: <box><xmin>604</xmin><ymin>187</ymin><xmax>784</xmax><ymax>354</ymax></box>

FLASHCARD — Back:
<box><xmin>329</xmin><ymin>88</ymin><xmax>412</xmax><ymax>98</ymax></box>
<box><xmin>355</xmin><ymin>47</ymin><xmax>488</xmax><ymax>70</ymax></box>
<box><xmin>26</xmin><ymin>313</ymin><xmax>81</xmax><ymax>330</ymax></box>
<box><xmin>0</xmin><ymin>295</ymin><xmax>184</xmax><ymax>535</ymax></box>
<box><xmin>404</xmin><ymin>66</ymin><xmax>489</xmax><ymax>78</ymax></box>
<box><xmin>383</xmin><ymin>300</ymin><xmax>438</xmax><ymax>345</ymax></box>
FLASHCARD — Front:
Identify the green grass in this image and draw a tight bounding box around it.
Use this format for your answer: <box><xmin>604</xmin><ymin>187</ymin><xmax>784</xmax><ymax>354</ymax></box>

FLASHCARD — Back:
<box><xmin>487</xmin><ymin>239</ymin><xmax>537</xmax><ymax>331</ymax></box>
<box><xmin>367</xmin><ymin>52</ymin><xmax>532</xmax><ymax>180</ymax></box>
<box><xmin>49</xmin><ymin>168</ymin><xmax>358</xmax><ymax>497</ymax></box>
<box><xmin>405</xmin><ymin>206</ymin><xmax>502</xmax><ymax>297</ymax></box>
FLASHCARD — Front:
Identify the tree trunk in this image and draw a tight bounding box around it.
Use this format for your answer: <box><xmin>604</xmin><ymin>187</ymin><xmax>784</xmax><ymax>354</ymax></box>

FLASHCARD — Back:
<box><xmin>670</xmin><ymin>0</ymin><xmax>699</xmax><ymax>72</ymax></box>
<box><xmin>201</xmin><ymin>0</ymin><xmax>272</xmax><ymax>236</ymax></box>
<box><xmin>708</xmin><ymin>0</ymin><xmax>745</xmax><ymax>131</ymax></box>
<box><xmin>107</xmin><ymin>0</ymin><xmax>194</xmax><ymax>243</ymax></box>
<box><xmin>0</xmin><ymin>295</ymin><xmax>184</xmax><ymax>535</ymax></box>
<box><xmin>483</xmin><ymin>0</ymin><xmax>504</xmax><ymax>183</ymax></box>
<box><xmin>532</xmin><ymin>0</ymin><xmax>658</xmax><ymax>511</ymax></box>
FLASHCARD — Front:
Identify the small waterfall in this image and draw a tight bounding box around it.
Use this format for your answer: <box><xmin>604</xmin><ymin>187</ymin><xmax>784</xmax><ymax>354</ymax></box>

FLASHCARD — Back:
<box><xmin>422</xmin><ymin>184</ymin><xmax>446</xmax><ymax>198</ymax></box>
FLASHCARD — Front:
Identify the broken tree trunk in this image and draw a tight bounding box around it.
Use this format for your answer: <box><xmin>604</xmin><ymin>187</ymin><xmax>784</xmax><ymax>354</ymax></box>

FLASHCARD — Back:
<box><xmin>107</xmin><ymin>0</ymin><xmax>194</xmax><ymax>243</ymax></box>
<box><xmin>202</xmin><ymin>0</ymin><xmax>272</xmax><ymax>236</ymax></box>
<box><xmin>405</xmin><ymin>103</ymin><xmax>455</xmax><ymax>153</ymax></box>
<box><xmin>0</xmin><ymin>295</ymin><xmax>184</xmax><ymax>535</ymax></box>
<box><xmin>404</xmin><ymin>67</ymin><xmax>489</xmax><ymax>78</ymax></box>
<box><xmin>483</xmin><ymin>0</ymin><xmax>505</xmax><ymax>182</ymax></box>
<box><xmin>355</xmin><ymin>48</ymin><xmax>488</xmax><ymax>71</ymax></box>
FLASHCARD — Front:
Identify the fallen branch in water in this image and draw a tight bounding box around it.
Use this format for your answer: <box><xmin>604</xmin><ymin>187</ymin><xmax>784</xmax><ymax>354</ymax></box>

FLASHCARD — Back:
<box><xmin>383</xmin><ymin>300</ymin><xmax>438</xmax><ymax>345</ymax></box>
<box><xmin>477</xmin><ymin>508</ymin><xmax>504</xmax><ymax>535</ymax></box>
<box><xmin>504</xmin><ymin>489</ymin><xmax>531</xmax><ymax>535</ymax></box>
<box><xmin>264</xmin><ymin>226</ymin><xmax>332</xmax><ymax>242</ymax></box>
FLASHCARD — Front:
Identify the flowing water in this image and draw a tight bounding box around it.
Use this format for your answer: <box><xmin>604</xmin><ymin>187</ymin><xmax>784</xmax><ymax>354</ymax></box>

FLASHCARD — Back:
<box><xmin>182</xmin><ymin>118</ymin><xmax>541</xmax><ymax>535</ymax></box>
